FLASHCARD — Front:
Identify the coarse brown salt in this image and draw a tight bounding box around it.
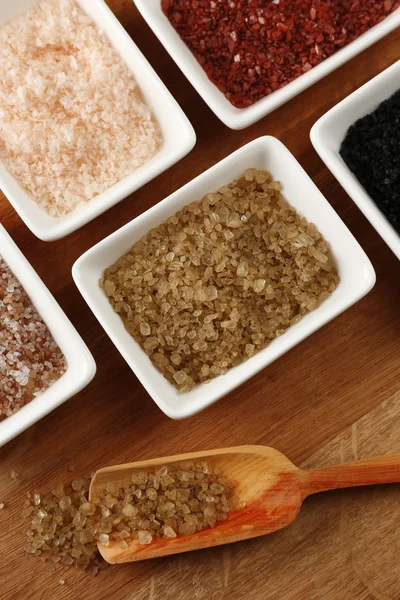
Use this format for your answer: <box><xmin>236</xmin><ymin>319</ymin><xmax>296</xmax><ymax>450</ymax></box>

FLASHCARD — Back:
<box><xmin>91</xmin><ymin>463</ymin><xmax>237</xmax><ymax>545</ymax></box>
<box><xmin>101</xmin><ymin>169</ymin><xmax>339</xmax><ymax>392</ymax></box>
<box><xmin>0</xmin><ymin>0</ymin><xmax>161</xmax><ymax>216</ymax></box>
<box><xmin>23</xmin><ymin>475</ymin><xmax>101</xmax><ymax>569</ymax></box>
<box><xmin>138</xmin><ymin>531</ymin><xmax>153</xmax><ymax>545</ymax></box>
<box><xmin>0</xmin><ymin>257</ymin><xmax>66</xmax><ymax>421</ymax></box>
<box><xmin>22</xmin><ymin>463</ymin><xmax>237</xmax><ymax>570</ymax></box>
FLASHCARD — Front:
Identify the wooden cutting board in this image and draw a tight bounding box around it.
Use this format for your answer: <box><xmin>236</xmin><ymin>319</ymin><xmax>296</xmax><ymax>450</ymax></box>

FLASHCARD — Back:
<box><xmin>2</xmin><ymin>394</ymin><xmax>400</xmax><ymax>599</ymax></box>
<box><xmin>108</xmin><ymin>392</ymin><xmax>400</xmax><ymax>600</ymax></box>
<box><xmin>1</xmin><ymin>2</ymin><xmax>400</xmax><ymax>599</ymax></box>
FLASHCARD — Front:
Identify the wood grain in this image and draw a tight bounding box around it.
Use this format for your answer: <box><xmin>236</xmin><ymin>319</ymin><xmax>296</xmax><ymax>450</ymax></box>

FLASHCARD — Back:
<box><xmin>0</xmin><ymin>2</ymin><xmax>399</xmax><ymax>598</ymax></box>
<box><xmin>91</xmin><ymin>446</ymin><xmax>302</xmax><ymax>564</ymax></box>
<box><xmin>92</xmin><ymin>447</ymin><xmax>400</xmax><ymax>565</ymax></box>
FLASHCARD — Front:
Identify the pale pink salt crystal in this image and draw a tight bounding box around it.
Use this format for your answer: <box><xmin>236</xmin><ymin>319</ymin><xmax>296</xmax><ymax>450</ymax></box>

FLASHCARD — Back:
<box><xmin>0</xmin><ymin>0</ymin><xmax>161</xmax><ymax>217</ymax></box>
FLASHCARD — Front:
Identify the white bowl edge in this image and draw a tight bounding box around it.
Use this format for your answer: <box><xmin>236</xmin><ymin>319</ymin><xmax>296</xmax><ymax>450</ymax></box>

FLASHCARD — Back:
<box><xmin>134</xmin><ymin>1</ymin><xmax>400</xmax><ymax>130</ymax></box>
<box><xmin>0</xmin><ymin>225</ymin><xmax>96</xmax><ymax>446</ymax></box>
<box><xmin>310</xmin><ymin>59</ymin><xmax>400</xmax><ymax>261</ymax></box>
<box><xmin>73</xmin><ymin>136</ymin><xmax>376</xmax><ymax>419</ymax></box>
<box><xmin>0</xmin><ymin>0</ymin><xmax>196</xmax><ymax>241</ymax></box>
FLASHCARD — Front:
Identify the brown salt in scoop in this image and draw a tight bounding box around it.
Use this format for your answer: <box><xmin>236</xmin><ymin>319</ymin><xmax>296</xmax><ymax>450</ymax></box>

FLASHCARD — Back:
<box><xmin>91</xmin><ymin>462</ymin><xmax>236</xmax><ymax>549</ymax></box>
<box><xmin>23</xmin><ymin>462</ymin><xmax>235</xmax><ymax>571</ymax></box>
<box><xmin>90</xmin><ymin>446</ymin><xmax>400</xmax><ymax>563</ymax></box>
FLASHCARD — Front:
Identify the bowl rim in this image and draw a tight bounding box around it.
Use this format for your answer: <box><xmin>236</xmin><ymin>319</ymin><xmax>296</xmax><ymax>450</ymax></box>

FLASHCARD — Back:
<box><xmin>72</xmin><ymin>135</ymin><xmax>376</xmax><ymax>420</ymax></box>
<box><xmin>134</xmin><ymin>0</ymin><xmax>400</xmax><ymax>130</ymax></box>
<box><xmin>0</xmin><ymin>224</ymin><xmax>96</xmax><ymax>446</ymax></box>
<box><xmin>310</xmin><ymin>58</ymin><xmax>400</xmax><ymax>261</ymax></box>
<box><xmin>0</xmin><ymin>0</ymin><xmax>196</xmax><ymax>242</ymax></box>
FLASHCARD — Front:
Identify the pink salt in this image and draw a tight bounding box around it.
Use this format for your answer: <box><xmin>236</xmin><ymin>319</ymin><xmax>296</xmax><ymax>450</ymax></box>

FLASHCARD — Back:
<box><xmin>0</xmin><ymin>0</ymin><xmax>161</xmax><ymax>217</ymax></box>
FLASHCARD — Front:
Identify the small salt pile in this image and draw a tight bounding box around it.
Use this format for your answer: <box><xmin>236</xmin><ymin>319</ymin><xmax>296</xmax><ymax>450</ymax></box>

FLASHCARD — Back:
<box><xmin>0</xmin><ymin>0</ymin><xmax>161</xmax><ymax>216</ymax></box>
<box><xmin>23</xmin><ymin>476</ymin><xmax>101</xmax><ymax>568</ymax></box>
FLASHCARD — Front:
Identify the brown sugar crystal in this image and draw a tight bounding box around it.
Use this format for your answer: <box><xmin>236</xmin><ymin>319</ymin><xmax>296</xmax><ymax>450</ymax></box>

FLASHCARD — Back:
<box><xmin>23</xmin><ymin>463</ymin><xmax>236</xmax><ymax>568</ymax></box>
<box><xmin>92</xmin><ymin>463</ymin><xmax>237</xmax><ymax>546</ymax></box>
<box><xmin>101</xmin><ymin>169</ymin><xmax>339</xmax><ymax>392</ymax></box>
<box><xmin>23</xmin><ymin>475</ymin><xmax>100</xmax><ymax>568</ymax></box>
<box><xmin>0</xmin><ymin>256</ymin><xmax>67</xmax><ymax>420</ymax></box>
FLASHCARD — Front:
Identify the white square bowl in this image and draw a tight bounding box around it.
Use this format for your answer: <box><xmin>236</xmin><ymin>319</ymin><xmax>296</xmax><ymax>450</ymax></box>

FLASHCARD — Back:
<box><xmin>311</xmin><ymin>59</ymin><xmax>400</xmax><ymax>261</ymax></box>
<box><xmin>72</xmin><ymin>136</ymin><xmax>376</xmax><ymax>420</ymax></box>
<box><xmin>0</xmin><ymin>0</ymin><xmax>196</xmax><ymax>242</ymax></box>
<box><xmin>0</xmin><ymin>224</ymin><xmax>96</xmax><ymax>447</ymax></box>
<box><xmin>134</xmin><ymin>0</ymin><xmax>400</xmax><ymax>130</ymax></box>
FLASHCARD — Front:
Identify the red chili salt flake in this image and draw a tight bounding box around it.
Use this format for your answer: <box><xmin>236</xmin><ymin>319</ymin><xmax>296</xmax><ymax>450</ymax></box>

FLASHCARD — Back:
<box><xmin>161</xmin><ymin>0</ymin><xmax>400</xmax><ymax>109</ymax></box>
<box><xmin>228</xmin><ymin>38</ymin><xmax>236</xmax><ymax>53</ymax></box>
<box><xmin>269</xmin><ymin>26</ymin><xmax>283</xmax><ymax>40</ymax></box>
<box><xmin>323</xmin><ymin>23</ymin><xmax>336</xmax><ymax>35</ymax></box>
<box><xmin>172</xmin><ymin>12</ymin><xmax>182</xmax><ymax>24</ymax></box>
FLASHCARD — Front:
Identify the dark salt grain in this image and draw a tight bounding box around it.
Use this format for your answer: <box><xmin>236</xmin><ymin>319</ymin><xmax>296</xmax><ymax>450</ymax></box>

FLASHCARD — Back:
<box><xmin>161</xmin><ymin>0</ymin><xmax>399</xmax><ymax>109</ymax></box>
<box><xmin>340</xmin><ymin>89</ymin><xmax>400</xmax><ymax>234</ymax></box>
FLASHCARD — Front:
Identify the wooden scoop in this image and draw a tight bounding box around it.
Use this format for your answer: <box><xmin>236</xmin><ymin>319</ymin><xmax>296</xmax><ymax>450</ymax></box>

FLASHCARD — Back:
<box><xmin>89</xmin><ymin>445</ymin><xmax>400</xmax><ymax>564</ymax></box>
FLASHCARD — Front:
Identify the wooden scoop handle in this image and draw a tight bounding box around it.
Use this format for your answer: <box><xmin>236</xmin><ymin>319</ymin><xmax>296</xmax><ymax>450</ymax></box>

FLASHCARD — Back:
<box><xmin>300</xmin><ymin>454</ymin><xmax>400</xmax><ymax>497</ymax></box>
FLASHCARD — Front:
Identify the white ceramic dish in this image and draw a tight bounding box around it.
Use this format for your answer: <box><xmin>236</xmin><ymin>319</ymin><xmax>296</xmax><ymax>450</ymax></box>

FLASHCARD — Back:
<box><xmin>0</xmin><ymin>0</ymin><xmax>195</xmax><ymax>242</ymax></box>
<box><xmin>0</xmin><ymin>225</ymin><xmax>96</xmax><ymax>447</ymax></box>
<box><xmin>311</xmin><ymin>59</ymin><xmax>400</xmax><ymax>261</ymax></box>
<box><xmin>134</xmin><ymin>1</ymin><xmax>400</xmax><ymax>130</ymax></box>
<box><xmin>73</xmin><ymin>136</ymin><xmax>375</xmax><ymax>419</ymax></box>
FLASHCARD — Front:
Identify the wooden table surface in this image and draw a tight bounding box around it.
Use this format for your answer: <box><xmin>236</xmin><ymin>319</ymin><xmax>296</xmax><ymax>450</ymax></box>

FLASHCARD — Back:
<box><xmin>1</xmin><ymin>3</ymin><xmax>400</xmax><ymax>599</ymax></box>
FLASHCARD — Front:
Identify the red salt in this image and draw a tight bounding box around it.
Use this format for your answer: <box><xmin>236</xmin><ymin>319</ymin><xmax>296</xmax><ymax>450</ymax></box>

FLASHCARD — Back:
<box><xmin>161</xmin><ymin>0</ymin><xmax>400</xmax><ymax>109</ymax></box>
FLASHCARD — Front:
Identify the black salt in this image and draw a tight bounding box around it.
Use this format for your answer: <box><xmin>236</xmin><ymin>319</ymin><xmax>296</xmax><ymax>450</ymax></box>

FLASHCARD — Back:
<box><xmin>340</xmin><ymin>89</ymin><xmax>400</xmax><ymax>234</ymax></box>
